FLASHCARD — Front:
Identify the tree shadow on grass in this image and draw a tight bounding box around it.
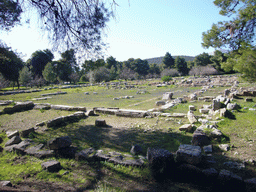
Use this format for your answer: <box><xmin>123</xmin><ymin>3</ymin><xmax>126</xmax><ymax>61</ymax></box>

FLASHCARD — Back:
<box><xmin>38</xmin><ymin>121</ymin><xmax>256</xmax><ymax>191</ymax></box>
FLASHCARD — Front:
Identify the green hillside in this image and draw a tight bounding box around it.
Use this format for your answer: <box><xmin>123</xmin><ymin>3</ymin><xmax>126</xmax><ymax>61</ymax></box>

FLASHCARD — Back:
<box><xmin>145</xmin><ymin>55</ymin><xmax>195</xmax><ymax>65</ymax></box>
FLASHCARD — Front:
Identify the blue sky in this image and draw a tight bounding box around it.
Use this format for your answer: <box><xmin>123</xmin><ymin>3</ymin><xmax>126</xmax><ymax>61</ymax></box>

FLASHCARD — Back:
<box><xmin>1</xmin><ymin>0</ymin><xmax>228</xmax><ymax>62</ymax></box>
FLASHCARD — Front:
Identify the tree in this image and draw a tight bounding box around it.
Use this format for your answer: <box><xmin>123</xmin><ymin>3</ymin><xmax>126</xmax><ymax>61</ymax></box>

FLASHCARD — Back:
<box><xmin>106</xmin><ymin>56</ymin><xmax>117</xmax><ymax>70</ymax></box>
<box><xmin>175</xmin><ymin>56</ymin><xmax>189</xmax><ymax>75</ymax></box>
<box><xmin>0</xmin><ymin>42</ymin><xmax>23</xmax><ymax>89</ymax></box>
<box><xmin>0</xmin><ymin>0</ymin><xmax>22</xmax><ymax>30</ymax></box>
<box><xmin>162</xmin><ymin>52</ymin><xmax>175</xmax><ymax>69</ymax></box>
<box><xmin>210</xmin><ymin>50</ymin><xmax>227</xmax><ymax>72</ymax></box>
<box><xmin>193</xmin><ymin>52</ymin><xmax>212</xmax><ymax>67</ymax></box>
<box><xmin>28</xmin><ymin>49</ymin><xmax>54</xmax><ymax>77</ymax></box>
<box><xmin>148</xmin><ymin>63</ymin><xmax>161</xmax><ymax>77</ymax></box>
<box><xmin>1</xmin><ymin>1</ymin><xmax>114</xmax><ymax>55</ymax></box>
<box><xmin>222</xmin><ymin>44</ymin><xmax>256</xmax><ymax>81</ymax></box>
<box><xmin>42</xmin><ymin>62</ymin><xmax>57</xmax><ymax>83</ymax></box>
<box><xmin>69</xmin><ymin>72</ymin><xmax>80</xmax><ymax>84</ymax></box>
<box><xmin>56</xmin><ymin>61</ymin><xmax>72</xmax><ymax>83</ymax></box>
<box><xmin>234</xmin><ymin>48</ymin><xmax>256</xmax><ymax>82</ymax></box>
<box><xmin>130</xmin><ymin>59</ymin><xmax>149</xmax><ymax>77</ymax></box>
<box><xmin>19</xmin><ymin>66</ymin><xmax>32</xmax><ymax>87</ymax></box>
<box><xmin>61</xmin><ymin>49</ymin><xmax>78</xmax><ymax>72</ymax></box>
<box><xmin>202</xmin><ymin>0</ymin><xmax>256</xmax><ymax>50</ymax></box>
<box><xmin>202</xmin><ymin>1</ymin><xmax>256</xmax><ymax>81</ymax></box>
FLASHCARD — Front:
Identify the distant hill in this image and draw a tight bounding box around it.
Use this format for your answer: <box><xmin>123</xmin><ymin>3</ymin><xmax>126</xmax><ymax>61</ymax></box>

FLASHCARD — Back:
<box><xmin>145</xmin><ymin>55</ymin><xmax>195</xmax><ymax>65</ymax></box>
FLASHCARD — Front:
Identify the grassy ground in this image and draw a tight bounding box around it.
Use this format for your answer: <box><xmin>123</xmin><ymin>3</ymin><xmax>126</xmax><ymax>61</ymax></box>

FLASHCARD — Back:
<box><xmin>0</xmin><ymin>79</ymin><xmax>256</xmax><ymax>191</ymax></box>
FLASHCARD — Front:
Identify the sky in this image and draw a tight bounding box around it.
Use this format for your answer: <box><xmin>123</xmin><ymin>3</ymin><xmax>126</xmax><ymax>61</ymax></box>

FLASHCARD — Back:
<box><xmin>1</xmin><ymin>0</ymin><xmax>228</xmax><ymax>62</ymax></box>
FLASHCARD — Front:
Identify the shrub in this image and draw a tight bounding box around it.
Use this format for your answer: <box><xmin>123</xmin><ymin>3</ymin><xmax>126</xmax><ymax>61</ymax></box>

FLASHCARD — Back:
<box><xmin>161</xmin><ymin>76</ymin><xmax>172</xmax><ymax>82</ymax></box>
<box><xmin>161</xmin><ymin>68</ymin><xmax>180</xmax><ymax>77</ymax></box>
<box><xmin>88</xmin><ymin>67</ymin><xmax>111</xmax><ymax>83</ymax></box>
<box><xmin>189</xmin><ymin>65</ymin><xmax>218</xmax><ymax>76</ymax></box>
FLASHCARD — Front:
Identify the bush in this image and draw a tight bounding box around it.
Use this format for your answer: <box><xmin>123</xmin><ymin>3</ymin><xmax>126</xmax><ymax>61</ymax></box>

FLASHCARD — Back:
<box><xmin>189</xmin><ymin>65</ymin><xmax>218</xmax><ymax>76</ymax></box>
<box><xmin>161</xmin><ymin>76</ymin><xmax>172</xmax><ymax>82</ymax></box>
<box><xmin>161</xmin><ymin>68</ymin><xmax>180</xmax><ymax>77</ymax></box>
<box><xmin>88</xmin><ymin>67</ymin><xmax>111</xmax><ymax>83</ymax></box>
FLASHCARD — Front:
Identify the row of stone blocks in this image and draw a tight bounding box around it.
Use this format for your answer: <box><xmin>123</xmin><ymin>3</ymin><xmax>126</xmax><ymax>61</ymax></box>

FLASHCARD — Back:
<box><xmin>3</xmin><ymin>133</ymin><xmax>256</xmax><ymax>191</ymax></box>
<box><xmin>94</xmin><ymin>107</ymin><xmax>150</xmax><ymax>118</ymax></box>
<box><xmin>0</xmin><ymin>101</ymin><xmax>87</xmax><ymax>115</ymax></box>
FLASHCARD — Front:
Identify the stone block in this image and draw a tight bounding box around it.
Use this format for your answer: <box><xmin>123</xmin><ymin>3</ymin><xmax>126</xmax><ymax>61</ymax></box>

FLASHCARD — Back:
<box><xmin>75</xmin><ymin>148</ymin><xmax>95</xmax><ymax>161</ymax></box>
<box><xmin>20</xmin><ymin>127</ymin><xmax>35</xmax><ymax>138</ymax></box>
<box><xmin>179</xmin><ymin>124</ymin><xmax>193</xmax><ymax>132</ymax></box>
<box><xmin>147</xmin><ymin>148</ymin><xmax>175</xmax><ymax>180</ymax></box>
<box><xmin>47</xmin><ymin>136</ymin><xmax>72</xmax><ymax>150</ymax></box>
<box><xmin>189</xmin><ymin>105</ymin><xmax>196</xmax><ymax>111</ymax></box>
<box><xmin>245</xmin><ymin>178</ymin><xmax>256</xmax><ymax>192</ymax></box>
<box><xmin>176</xmin><ymin>144</ymin><xmax>202</xmax><ymax>165</ymax></box>
<box><xmin>6</xmin><ymin>130</ymin><xmax>19</xmax><ymax>139</ymax></box>
<box><xmin>55</xmin><ymin>146</ymin><xmax>77</xmax><ymax>158</ymax></box>
<box><xmin>5</xmin><ymin>136</ymin><xmax>21</xmax><ymax>147</ymax></box>
<box><xmin>41</xmin><ymin>160</ymin><xmax>61</xmax><ymax>172</ymax></box>
<box><xmin>130</xmin><ymin>144</ymin><xmax>143</xmax><ymax>155</ymax></box>
<box><xmin>187</xmin><ymin>111</ymin><xmax>197</xmax><ymax>124</ymax></box>
<box><xmin>155</xmin><ymin>100</ymin><xmax>166</xmax><ymax>106</ymax></box>
<box><xmin>162</xmin><ymin>92</ymin><xmax>173</xmax><ymax>100</ymax></box>
<box><xmin>176</xmin><ymin>164</ymin><xmax>203</xmax><ymax>184</ymax></box>
<box><xmin>95</xmin><ymin>119</ymin><xmax>107</xmax><ymax>127</ymax></box>
<box><xmin>192</xmin><ymin>130</ymin><xmax>211</xmax><ymax>146</ymax></box>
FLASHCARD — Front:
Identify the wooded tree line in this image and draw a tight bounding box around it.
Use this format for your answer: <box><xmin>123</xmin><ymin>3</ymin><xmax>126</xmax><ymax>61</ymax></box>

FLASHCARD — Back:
<box><xmin>0</xmin><ymin>45</ymin><xmax>230</xmax><ymax>88</ymax></box>
<box><xmin>0</xmin><ymin>0</ymin><xmax>256</xmax><ymax>88</ymax></box>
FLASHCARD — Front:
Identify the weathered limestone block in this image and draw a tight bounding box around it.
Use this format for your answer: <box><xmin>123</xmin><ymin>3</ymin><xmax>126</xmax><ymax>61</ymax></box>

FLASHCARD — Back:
<box><xmin>34</xmin><ymin>150</ymin><xmax>55</xmax><ymax>159</ymax></box>
<box><xmin>116</xmin><ymin>110</ymin><xmax>148</xmax><ymax>118</ymax></box>
<box><xmin>55</xmin><ymin>146</ymin><xmax>77</xmax><ymax>158</ymax></box>
<box><xmin>199</xmin><ymin>108</ymin><xmax>209</xmax><ymax>114</ymax></box>
<box><xmin>176</xmin><ymin>164</ymin><xmax>203</xmax><ymax>184</ymax></box>
<box><xmin>245</xmin><ymin>98</ymin><xmax>253</xmax><ymax>102</ymax></box>
<box><xmin>162</xmin><ymin>92</ymin><xmax>173</xmax><ymax>100</ymax></box>
<box><xmin>20</xmin><ymin>127</ymin><xmax>35</xmax><ymax>138</ymax></box>
<box><xmin>203</xmin><ymin>145</ymin><xmax>213</xmax><ymax>153</ymax></box>
<box><xmin>41</xmin><ymin>160</ymin><xmax>61</xmax><ymax>172</ymax></box>
<box><xmin>217</xmin><ymin>169</ymin><xmax>244</xmax><ymax>191</ymax></box>
<box><xmin>245</xmin><ymin>178</ymin><xmax>256</xmax><ymax>192</ymax></box>
<box><xmin>179</xmin><ymin>124</ymin><xmax>193</xmax><ymax>132</ymax></box>
<box><xmin>5</xmin><ymin>136</ymin><xmax>21</xmax><ymax>147</ymax></box>
<box><xmin>155</xmin><ymin>100</ymin><xmax>166</xmax><ymax>106</ymax></box>
<box><xmin>85</xmin><ymin>110</ymin><xmax>96</xmax><ymax>116</ymax></box>
<box><xmin>219</xmin><ymin>108</ymin><xmax>227</xmax><ymax>117</ymax></box>
<box><xmin>147</xmin><ymin>148</ymin><xmax>175</xmax><ymax>180</ymax></box>
<box><xmin>6</xmin><ymin>130</ymin><xmax>19</xmax><ymax>139</ymax></box>
<box><xmin>187</xmin><ymin>111</ymin><xmax>197</xmax><ymax>124</ymax></box>
<box><xmin>189</xmin><ymin>105</ymin><xmax>196</xmax><ymax>111</ymax></box>
<box><xmin>0</xmin><ymin>181</ymin><xmax>12</xmax><ymax>187</ymax></box>
<box><xmin>47</xmin><ymin>116</ymin><xmax>65</xmax><ymax>127</ymax></box>
<box><xmin>210</xmin><ymin>128</ymin><xmax>223</xmax><ymax>139</ymax></box>
<box><xmin>130</xmin><ymin>144</ymin><xmax>143</xmax><ymax>155</ymax></box>
<box><xmin>227</xmin><ymin>103</ymin><xmax>240</xmax><ymax>110</ymax></box>
<box><xmin>25</xmin><ymin>144</ymin><xmax>44</xmax><ymax>155</ymax></box>
<box><xmin>75</xmin><ymin>148</ymin><xmax>95</xmax><ymax>161</ymax></box>
<box><xmin>13</xmin><ymin>139</ymin><xmax>34</xmax><ymax>155</ymax></box>
<box><xmin>3</xmin><ymin>101</ymin><xmax>34</xmax><ymax>113</ymax></box>
<box><xmin>94</xmin><ymin>107</ymin><xmax>118</xmax><ymax>115</ymax></box>
<box><xmin>219</xmin><ymin>144</ymin><xmax>230</xmax><ymax>151</ymax></box>
<box><xmin>95</xmin><ymin>119</ymin><xmax>107</xmax><ymax>127</ymax></box>
<box><xmin>224</xmin><ymin>89</ymin><xmax>231</xmax><ymax>97</ymax></box>
<box><xmin>189</xmin><ymin>93</ymin><xmax>197</xmax><ymax>100</ymax></box>
<box><xmin>212</xmin><ymin>99</ymin><xmax>221</xmax><ymax>111</ymax></box>
<box><xmin>192</xmin><ymin>130</ymin><xmax>211</xmax><ymax>146</ymax></box>
<box><xmin>176</xmin><ymin>144</ymin><xmax>202</xmax><ymax>165</ymax></box>
<box><xmin>47</xmin><ymin>136</ymin><xmax>72</xmax><ymax>150</ymax></box>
